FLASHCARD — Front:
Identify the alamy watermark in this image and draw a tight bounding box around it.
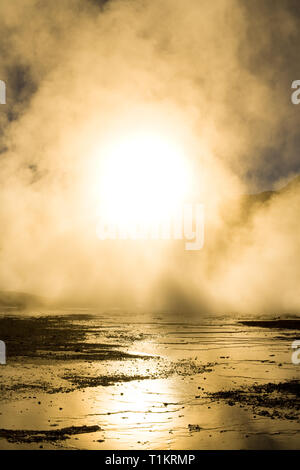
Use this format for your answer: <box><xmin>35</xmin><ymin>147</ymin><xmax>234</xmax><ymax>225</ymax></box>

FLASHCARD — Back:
<box><xmin>291</xmin><ymin>80</ymin><xmax>300</xmax><ymax>105</ymax></box>
<box><xmin>97</xmin><ymin>203</ymin><xmax>205</xmax><ymax>251</ymax></box>
<box><xmin>291</xmin><ymin>340</ymin><xmax>300</xmax><ymax>365</ymax></box>
<box><xmin>0</xmin><ymin>340</ymin><xmax>6</xmax><ymax>364</ymax></box>
<box><xmin>0</xmin><ymin>80</ymin><xmax>6</xmax><ymax>104</ymax></box>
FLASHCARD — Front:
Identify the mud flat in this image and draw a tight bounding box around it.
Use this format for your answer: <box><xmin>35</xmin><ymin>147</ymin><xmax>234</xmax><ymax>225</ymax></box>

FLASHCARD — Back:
<box><xmin>206</xmin><ymin>380</ymin><xmax>300</xmax><ymax>420</ymax></box>
<box><xmin>0</xmin><ymin>425</ymin><xmax>101</xmax><ymax>443</ymax></box>
<box><xmin>0</xmin><ymin>311</ymin><xmax>299</xmax><ymax>449</ymax></box>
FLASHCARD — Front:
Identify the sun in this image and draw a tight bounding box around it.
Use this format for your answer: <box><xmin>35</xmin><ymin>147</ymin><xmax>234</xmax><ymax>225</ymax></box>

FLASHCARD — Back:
<box><xmin>97</xmin><ymin>131</ymin><xmax>191</xmax><ymax>232</ymax></box>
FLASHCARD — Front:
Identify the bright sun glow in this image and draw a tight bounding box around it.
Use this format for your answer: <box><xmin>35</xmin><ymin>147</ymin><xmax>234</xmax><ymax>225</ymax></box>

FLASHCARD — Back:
<box><xmin>98</xmin><ymin>131</ymin><xmax>191</xmax><ymax>231</ymax></box>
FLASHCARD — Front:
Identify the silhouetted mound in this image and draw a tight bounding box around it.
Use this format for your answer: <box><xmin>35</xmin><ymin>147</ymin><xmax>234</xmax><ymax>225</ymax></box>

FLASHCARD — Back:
<box><xmin>239</xmin><ymin>320</ymin><xmax>300</xmax><ymax>330</ymax></box>
<box><xmin>0</xmin><ymin>425</ymin><xmax>101</xmax><ymax>443</ymax></box>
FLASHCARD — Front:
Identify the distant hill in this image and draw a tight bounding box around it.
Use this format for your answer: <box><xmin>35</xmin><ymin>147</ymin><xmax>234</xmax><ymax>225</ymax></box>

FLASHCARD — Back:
<box><xmin>231</xmin><ymin>174</ymin><xmax>300</xmax><ymax>223</ymax></box>
<box><xmin>0</xmin><ymin>291</ymin><xmax>44</xmax><ymax>309</ymax></box>
<box><xmin>247</xmin><ymin>174</ymin><xmax>300</xmax><ymax>207</ymax></box>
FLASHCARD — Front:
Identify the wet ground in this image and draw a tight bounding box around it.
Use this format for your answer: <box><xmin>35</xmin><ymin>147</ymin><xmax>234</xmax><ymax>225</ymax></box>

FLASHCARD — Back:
<box><xmin>0</xmin><ymin>310</ymin><xmax>299</xmax><ymax>449</ymax></box>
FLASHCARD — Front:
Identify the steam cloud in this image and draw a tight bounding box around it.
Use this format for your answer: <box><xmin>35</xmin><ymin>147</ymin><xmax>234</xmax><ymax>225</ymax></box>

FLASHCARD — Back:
<box><xmin>0</xmin><ymin>0</ymin><xmax>300</xmax><ymax>315</ymax></box>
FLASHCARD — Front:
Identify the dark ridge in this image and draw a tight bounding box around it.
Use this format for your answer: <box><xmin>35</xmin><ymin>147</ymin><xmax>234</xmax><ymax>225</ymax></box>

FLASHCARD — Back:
<box><xmin>239</xmin><ymin>319</ymin><xmax>300</xmax><ymax>330</ymax></box>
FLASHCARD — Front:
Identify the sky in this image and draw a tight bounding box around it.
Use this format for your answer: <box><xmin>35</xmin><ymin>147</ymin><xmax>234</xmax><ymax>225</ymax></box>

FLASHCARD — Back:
<box><xmin>0</xmin><ymin>0</ymin><xmax>300</xmax><ymax>191</ymax></box>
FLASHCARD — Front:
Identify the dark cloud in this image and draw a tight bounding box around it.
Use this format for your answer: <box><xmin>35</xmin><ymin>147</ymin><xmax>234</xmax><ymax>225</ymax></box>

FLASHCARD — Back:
<box><xmin>234</xmin><ymin>0</ymin><xmax>300</xmax><ymax>190</ymax></box>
